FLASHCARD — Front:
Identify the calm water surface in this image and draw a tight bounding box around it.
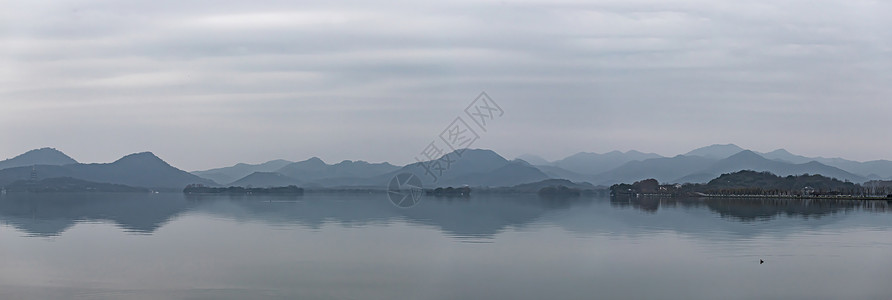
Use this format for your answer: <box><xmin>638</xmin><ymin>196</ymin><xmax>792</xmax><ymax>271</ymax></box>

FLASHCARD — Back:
<box><xmin>1</xmin><ymin>193</ymin><xmax>891</xmax><ymax>300</ymax></box>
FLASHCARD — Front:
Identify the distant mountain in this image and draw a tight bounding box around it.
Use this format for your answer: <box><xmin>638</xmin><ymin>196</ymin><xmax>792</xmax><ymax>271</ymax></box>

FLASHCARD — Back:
<box><xmin>0</xmin><ymin>152</ymin><xmax>213</xmax><ymax>190</ymax></box>
<box><xmin>276</xmin><ymin>158</ymin><xmax>400</xmax><ymax>182</ymax></box>
<box><xmin>811</xmin><ymin>158</ymin><xmax>892</xmax><ymax>180</ymax></box>
<box><xmin>500</xmin><ymin>179</ymin><xmax>597</xmax><ymax>193</ymax></box>
<box><xmin>592</xmin><ymin>155</ymin><xmax>717</xmax><ymax>185</ymax></box>
<box><xmin>533</xmin><ymin>165</ymin><xmax>594</xmax><ymax>183</ymax></box>
<box><xmin>685</xmin><ymin>144</ymin><xmax>745</xmax><ymax>159</ymax></box>
<box><xmin>516</xmin><ymin>154</ymin><xmax>551</xmax><ymax>166</ymax></box>
<box><xmin>2</xmin><ymin>146</ymin><xmax>884</xmax><ymax>191</ymax></box>
<box><xmin>710</xmin><ymin>148</ymin><xmax>892</xmax><ymax>180</ymax></box>
<box><xmin>427</xmin><ymin>149</ymin><xmax>510</xmax><ymax>175</ymax></box>
<box><xmin>0</xmin><ymin>148</ymin><xmax>78</xmax><ymax>170</ymax></box>
<box><xmin>228</xmin><ymin>172</ymin><xmax>301</xmax><ymax>188</ymax></box>
<box><xmin>220</xmin><ymin>157</ymin><xmax>401</xmax><ymax>188</ymax></box>
<box><xmin>676</xmin><ymin>150</ymin><xmax>866</xmax><ymax>183</ymax></box>
<box><xmin>553</xmin><ymin>150</ymin><xmax>663</xmax><ymax>175</ymax></box>
<box><xmin>442</xmin><ymin>161</ymin><xmax>549</xmax><ymax>187</ymax></box>
<box><xmin>192</xmin><ymin>159</ymin><xmax>293</xmax><ymax>185</ymax></box>
<box><xmin>223</xmin><ymin>149</ymin><xmax>543</xmax><ymax>189</ymax></box>
<box><xmin>380</xmin><ymin>149</ymin><xmax>548</xmax><ymax>188</ymax></box>
<box><xmin>746</xmin><ymin>149</ymin><xmax>892</xmax><ymax>179</ymax></box>
<box><xmin>759</xmin><ymin>149</ymin><xmax>812</xmax><ymax>164</ymax></box>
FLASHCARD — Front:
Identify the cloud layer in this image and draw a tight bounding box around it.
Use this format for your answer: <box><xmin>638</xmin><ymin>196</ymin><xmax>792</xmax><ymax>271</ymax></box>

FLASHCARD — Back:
<box><xmin>2</xmin><ymin>0</ymin><xmax>890</xmax><ymax>170</ymax></box>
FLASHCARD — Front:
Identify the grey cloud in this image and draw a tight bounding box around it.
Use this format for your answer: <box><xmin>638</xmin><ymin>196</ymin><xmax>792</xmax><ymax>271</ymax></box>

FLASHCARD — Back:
<box><xmin>1</xmin><ymin>0</ymin><xmax>889</xmax><ymax>169</ymax></box>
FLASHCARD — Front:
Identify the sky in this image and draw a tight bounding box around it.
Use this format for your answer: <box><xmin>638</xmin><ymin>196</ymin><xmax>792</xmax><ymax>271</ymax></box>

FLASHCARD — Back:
<box><xmin>1</xmin><ymin>0</ymin><xmax>890</xmax><ymax>171</ymax></box>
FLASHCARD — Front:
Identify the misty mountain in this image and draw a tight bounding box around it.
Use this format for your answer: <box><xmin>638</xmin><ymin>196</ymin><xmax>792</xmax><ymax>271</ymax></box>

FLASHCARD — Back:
<box><xmin>381</xmin><ymin>149</ymin><xmax>548</xmax><ymax>188</ymax></box>
<box><xmin>276</xmin><ymin>158</ymin><xmax>400</xmax><ymax>182</ymax></box>
<box><xmin>228</xmin><ymin>172</ymin><xmax>301</xmax><ymax>188</ymax></box>
<box><xmin>592</xmin><ymin>155</ymin><xmax>718</xmax><ymax>185</ymax></box>
<box><xmin>221</xmin><ymin>157</ymin><xmax>401</xmax><ymax>188</ymax></box>
<box><xmin>684</xmin><ymin>144</ymin><xmax>746</xmax><ymax>159</ymax></box>
<box><xmin>552</xmin><ymin>150</ymin><xmax>663</xmax><ymax>175</ymax></box>
<box><xmin>442</xmin><ymin>161</ymin><xmax>549</xmax><ymax>187</ymax></box>
<box><xmin>0</xmin><ymin>148</ymin><xmax>78</xmax><ymax>170</ymax></box>
<box><xmin>759</xmin><ymin>149</ymin><xmax>812</xmax><ymax>164</ymax></box>
<box><xmin>676</xmin><ymin>150</ymin><xmax>867</xmax><ymax>183</ymax></box>
<box><xmin>0</xmin><ymin>152</ymin><xmax>213</xmax><ymax>190</ymax></box>
<box><xmin>810</xmin><ymin>158</ymin><xmax>892</xmax><ymax>180</ymax></box>
<box><xmin>192</xmin><ymin>159</ymin><xmax>293</xmax><ymax>185</ymax></box>
<box><xmin>516</xmin><ymin>154</ymin><xmax>551</xmax><ymax>166</ymax></box>
<box><xmin>532</xmin><ymin>165</ymin><xmax>595</xmax><ymax>183</ymax></box>
<box><xmin>500</xmin><ymin>179</ymin><xmax>597</xmax><ymax>193</ymax></box>
<box><xmin>758</xmin><ymin>149</ymin><xmax>892</xmax><ymax>179</ymax></box>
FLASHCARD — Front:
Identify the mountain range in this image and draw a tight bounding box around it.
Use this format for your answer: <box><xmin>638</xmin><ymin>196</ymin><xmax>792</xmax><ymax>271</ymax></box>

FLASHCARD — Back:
<box><xmin>192</xmin><ymin>159</ymin><xmax>294</xmax><ymax>185</ymax></box>
<box><xmin>0</xmin><ymin>144</ymin><xmax>889</xmax><ymax>191</ymax></box>
<box><xmin>0</xmin><ymin>151</ymin><xmax>212</xmax><ymax>190</ymax></box>
<box><xmin>520</xmin><ymin>144</ymin><xmax>885</xmax><ymax>185</ymax></box>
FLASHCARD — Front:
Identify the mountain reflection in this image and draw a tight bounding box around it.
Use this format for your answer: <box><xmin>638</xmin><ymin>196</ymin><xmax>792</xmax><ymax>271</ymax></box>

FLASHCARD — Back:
<box><xmin>0</xmin><ymin>192</ymin><xmax>889</xmax><ymax>238</ymax></box>
<box><xmin>701</xmin><ymin>198</ymin><xmax>891</xmax><ymax>221</ymax></box>
<box><xmin>611</xmin><ymin>195</ymin><xmax>890</xmax><ymax>220</ymax></box>
<box><xmin>0</xmin><ymin>193</ymin><xmax>193</xmax><ymax>236</ymax></box>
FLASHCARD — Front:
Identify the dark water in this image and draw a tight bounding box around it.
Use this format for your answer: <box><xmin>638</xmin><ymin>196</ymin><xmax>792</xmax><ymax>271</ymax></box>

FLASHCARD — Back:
<box><xmin>1</xmin><ymin>193</ymin><xmax>891</xmax><ymax>300</ymax></box>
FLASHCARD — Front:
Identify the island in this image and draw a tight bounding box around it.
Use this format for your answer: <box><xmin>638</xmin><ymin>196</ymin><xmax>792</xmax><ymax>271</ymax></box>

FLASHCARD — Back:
<box><xmin>425</xmin><ymin>186</ymin><xmax>471</xmax><ymax>197</ymax></box>
<box><xmin>183</xmin><ymin>184</ymin><xmax>304</xmax><ymax>194</ymax></box>
<box><xmin>611</xmin><ymin>170</ymin><xmax>892</xmax><ymax>200</ymax></box>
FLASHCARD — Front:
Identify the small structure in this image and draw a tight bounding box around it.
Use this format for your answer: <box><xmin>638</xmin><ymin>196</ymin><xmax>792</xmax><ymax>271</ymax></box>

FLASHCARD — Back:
<box><xmin>802</xmin><ymin>186</ymin><xmax>815</xmax><ymax>196</ymax></box>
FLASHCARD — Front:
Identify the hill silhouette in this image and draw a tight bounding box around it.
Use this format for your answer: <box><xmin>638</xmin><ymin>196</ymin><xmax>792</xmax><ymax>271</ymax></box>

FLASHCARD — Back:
<box><xmin>0</xmin><ymin>148</ymin><xmax>77</xmax><ymax>170</ymax></box>
<box><xmin>192</xmin><ymin>159</ymin><xmax>293</xmax><ymax>185</ymax></box>
<box><xmin>229</xmin><ymin>172</ymin><xmax>301</xmax><ymax>187</ymax></box>
<box><xmin>0</xmin><ymin>152</ymin><xmax>212</xmax><ymax>190</ymax></box>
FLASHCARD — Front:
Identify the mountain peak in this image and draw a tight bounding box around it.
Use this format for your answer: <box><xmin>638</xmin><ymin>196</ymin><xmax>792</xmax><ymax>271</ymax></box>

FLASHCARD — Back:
<box><xmin>766</xmin><ymin>149</ymin><xmax>793</xmax><ymax>155</ymax></box>
<box><xmin>0</xmin><ymin>147</ymin><xmax>78</xmax><ymax>170</ymax></box>
<box><xmin>685</xmin><ymin>144</ymin><xmax>746</xmax><ymax>159</ymax></box>
<box><xmin>113</xmin><ymin>152</ymin><xmax>170</xmax><ymax>167</ymax></box>
<box><xmin>512</xmin><ymin>158</ymin><xmax>533</xmax><ymax>166</ymax></box>
<box><xmin>725</xmin><ymin>150</ymin><xmax>763</xmax><ymax>160</ymax></box>
<box><xmin>516</xmin><ymin>154</ymin><xmax>550</xmax><ymax>166</ymax></box>
<box><xmin>120</xmin><ymin>151</ymin><xmax>159</xmax><ymax>158</ymax></box>
<box><xmin>14</xmin><ymin>147</ymin><xmax>72</xmax><ymax>158</ymax></box>
<box><xmin>448</xmin><ymin>149</ymin><xmax>507</xmax><ymax>162</ymax></box>
<box><xmin>304</xmin><ymin>157</ymin><xmax>326</xmax><ymax>164</ymax></box>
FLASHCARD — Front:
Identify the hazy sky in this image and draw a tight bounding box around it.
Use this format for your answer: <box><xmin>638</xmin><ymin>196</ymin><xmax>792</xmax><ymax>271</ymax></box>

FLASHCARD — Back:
<box><xmin>2</xmin><ymin>0</ymin><xmax>890</xmax><ymax>170</ymax></box>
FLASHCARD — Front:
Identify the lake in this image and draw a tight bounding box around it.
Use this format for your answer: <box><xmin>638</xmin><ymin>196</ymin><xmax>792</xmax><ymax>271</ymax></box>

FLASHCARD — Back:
<box><xmin>1</xmin><ymin>192</ymin><xmax>891</xmax><ymax>300</ymax></box>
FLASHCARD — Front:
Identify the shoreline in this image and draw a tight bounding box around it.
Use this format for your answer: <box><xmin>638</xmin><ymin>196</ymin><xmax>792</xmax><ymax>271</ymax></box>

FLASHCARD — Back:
<box><xmin>624</xmin><ymin>193</ymin><xmax>892</xmax><ymax>201</ymax></box>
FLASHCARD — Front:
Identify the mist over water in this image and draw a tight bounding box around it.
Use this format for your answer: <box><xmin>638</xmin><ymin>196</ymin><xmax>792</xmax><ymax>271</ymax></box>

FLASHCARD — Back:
<box><xmin>1</xmin><ymin>193</ymin><xmax>890</xmax><ymax>300</ymax></box>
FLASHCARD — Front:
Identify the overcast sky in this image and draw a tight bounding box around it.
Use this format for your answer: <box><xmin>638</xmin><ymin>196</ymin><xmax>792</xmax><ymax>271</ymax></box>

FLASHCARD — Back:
<box><xmin>1</xmin><ymin>0</ymin><xmax>890</xmax><ymax>170</ymax></box>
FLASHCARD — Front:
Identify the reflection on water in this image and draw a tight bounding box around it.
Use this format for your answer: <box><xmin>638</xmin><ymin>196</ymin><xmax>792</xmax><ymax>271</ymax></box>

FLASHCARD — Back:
<box><xmin>611</xmin><ymin>195</ymin><xmax>891</xmax><ymax>221</ymax></box>
<box><xmin>0</xmin><ymin>193</ymin><xmax>192</xmax><ymax>236</ymax></box>
<box><xmin>1</xmin><ymin>193</ymin><xmax>891</xmax><ymax>300</ymax></box>
<box><xmin>0</xmin><ymin>193</ymin><xmax>889</xmax><ymax>238</ymax></box>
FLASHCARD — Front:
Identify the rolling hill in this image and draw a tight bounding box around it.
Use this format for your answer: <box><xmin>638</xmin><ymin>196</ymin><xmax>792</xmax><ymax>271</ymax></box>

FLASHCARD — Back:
<box><xmin>0</xmin><ymin>148</ymin><xmax>78</xmax><ymax>170</ymax></box>
<box><xmin>676</xmin><ymin>150</ymin><xmax>866</xmax><ymax>183</ymax></box>
<box><xmin>0</xmin><ymin>152</ymin><xmax>213</xmax><ymax>190</ymax></box>
<box><xmin>552</xmin><ymin>150</ymin><xmax>663</xmax><ymax>175</ymax></box>
<box><xmin>379</xmin><ymin>149</ymin><xmax>549</xmax><ymax>188</ymax></box>
<box><xmin>276</xmin><ymin>158</ymin><xmax>400</xmax><ymax>183</ymax></box>
<box><xmin>228</xmin><ymin>172</ymin><xmax>301</xmax><ymax>188</ymax></box>
<box><xmin>684</xmin><ymin>144</ymin><xmax>746</xmax><ymax>159</ymax></box>
<box><xmin>192</xmin><ymin>159</ymin><xmax>293</xmax><ymax>185</ymax></box>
